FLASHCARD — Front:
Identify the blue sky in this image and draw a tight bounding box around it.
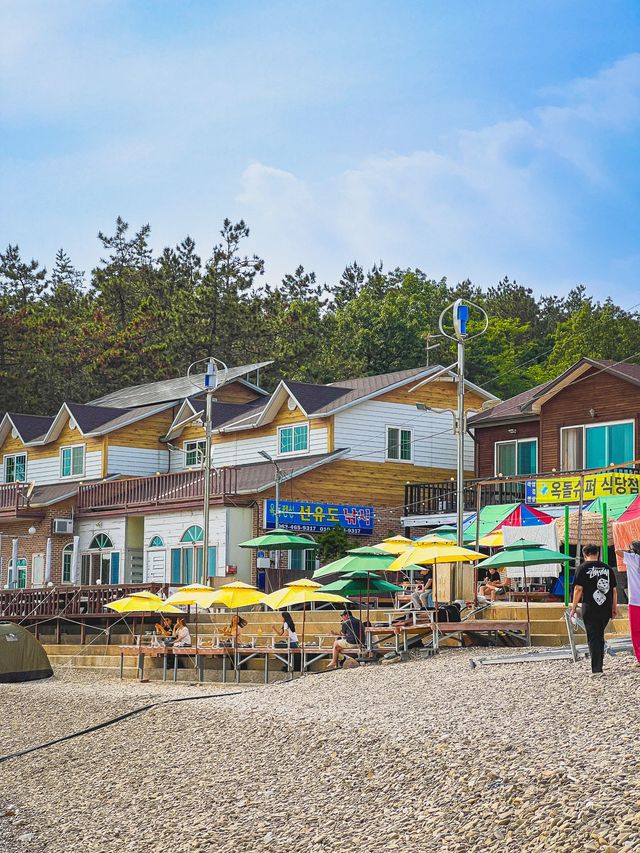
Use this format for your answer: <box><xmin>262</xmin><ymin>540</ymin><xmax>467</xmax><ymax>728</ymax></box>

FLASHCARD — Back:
<box><xmin>1</xmin><ymin>0</ymin><xmax>639</xmax><ymax>305</ymax></box>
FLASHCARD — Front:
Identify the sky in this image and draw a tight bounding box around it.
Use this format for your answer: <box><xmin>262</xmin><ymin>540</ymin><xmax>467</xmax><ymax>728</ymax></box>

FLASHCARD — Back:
<box><xmin>1</xmin><ymin>0</ymin><xmax>639</xmax><ymax>305</ymax></box>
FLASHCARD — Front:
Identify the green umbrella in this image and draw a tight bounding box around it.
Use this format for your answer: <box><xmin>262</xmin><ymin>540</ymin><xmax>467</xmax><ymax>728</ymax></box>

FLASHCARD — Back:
<box><xmin>419</xmin><ymin>525</ymin><xmax>457</xmax><ymax>542</ymax></box>
<box><xmin>321</xmin><ymin>571</ymin><xmax>403</xmax><ymax>595</ymax></box>
<box><xmin>312</xmin><ymin>551</ymin><xmax>396</xmax><ymax>579</ymax></box>
<box><xmin>239</xmin><ymin>529</ymin><xmax>319</xmax><ymax>550</ymax></box>
<box><xmin>476</xmin><ymin>539</ymin><xmax>576</xmax><ymax>642</ymax></box>
<box><xmin>348</xmin><ymin>545</ymin><xmax>394</xmax><ymax>556</ymax></box>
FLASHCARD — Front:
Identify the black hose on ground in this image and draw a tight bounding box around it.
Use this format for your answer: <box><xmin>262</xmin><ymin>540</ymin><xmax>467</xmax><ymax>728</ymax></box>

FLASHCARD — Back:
<box><xmin>0</xmin><ymin>691</ymin><xmax>243</xmax><ymax>765</ymax></box>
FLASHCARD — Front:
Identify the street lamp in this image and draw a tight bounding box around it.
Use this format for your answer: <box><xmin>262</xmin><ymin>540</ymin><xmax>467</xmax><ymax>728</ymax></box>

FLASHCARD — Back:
<box><xmin>258</xmin><ymin>450</ymin><xmax>285</xmax><ymax>529</ymax></box>
<box><xmin>186</xmin><ymin>356</ymin><xmax>228</xmax><ymax>585</ymax></box>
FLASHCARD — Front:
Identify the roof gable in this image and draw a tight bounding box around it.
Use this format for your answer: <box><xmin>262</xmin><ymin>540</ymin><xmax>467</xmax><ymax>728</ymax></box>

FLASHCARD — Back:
<box><xmin>0</xmin><ymin>413</ymin><xmax>55</xmax><ymax>446</ymax></box>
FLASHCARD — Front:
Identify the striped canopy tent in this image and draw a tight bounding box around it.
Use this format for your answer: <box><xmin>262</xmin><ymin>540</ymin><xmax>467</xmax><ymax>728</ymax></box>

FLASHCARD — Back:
<box><xmin>463</xmin><ymin>503</ymin><xmax>553</xmax><ymax>544</ymax></box>
<box><xmin>586</xmin><ymin>495</ymin><xmax>640</xmax><ymax>522</ymax></box>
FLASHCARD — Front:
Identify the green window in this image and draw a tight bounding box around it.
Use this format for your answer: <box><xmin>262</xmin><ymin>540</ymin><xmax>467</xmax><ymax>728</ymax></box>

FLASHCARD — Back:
<box><xmin>149</xmin><ymin>535</ymin><xmax>165</xmax><ymax>548</ymax></box>
<box><xmin>170</xmin><ymin>543</ymin><xmax>215</xmax><ymax>584</ymax></box>
<box><xmin>8</xmin><ymin>558</ymin><xmax>27</xmax><ymax>589</ymax></box>
<box><xmin>89</xmin><ymin>533</ymin><xmax>113</xmax><ymax>550</ymax></box>
<box><xmin>180</xmin><ymin>525</ymin><xmax>204</xmax><ymax>543</ymax></box>
<box><xmin>279</xmin><ymin>424</ymin><xmax>308</xmax><ymax>455</ymax></box>
<box><xmin>387</xmin><ymin>427</ymin><xmax>412</xmax><ymax>461</ymax></box>
<box><xmin>184</xmin><ymin>440</ymin><xmax>206</xmax><ymax>467</ymax></box>
<box><xmin>586</xmin><ymin>422</ymin><xmax>634</xmax><ymax>469</ymax></box>
<box><xmin>4</xmin><ymin>453</ymin><xmax>26</xmax><ymax>483</ymax></box>
<box><xmin>61</xmin><ymin>445</ymin><xmax>84</xmax><ymax>477</ymax></box>
<box><xmin>495</xmin><ymin>440</ymin><xmax>537</xmax><ymax>476</ymax></box>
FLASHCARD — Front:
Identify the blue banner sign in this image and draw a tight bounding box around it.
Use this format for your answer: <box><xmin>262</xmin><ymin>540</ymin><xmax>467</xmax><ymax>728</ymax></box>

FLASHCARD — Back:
<box><xmin>264</xmin><ymin>499</ymin><xmax>374</xmax><ymax>535</ymax></box>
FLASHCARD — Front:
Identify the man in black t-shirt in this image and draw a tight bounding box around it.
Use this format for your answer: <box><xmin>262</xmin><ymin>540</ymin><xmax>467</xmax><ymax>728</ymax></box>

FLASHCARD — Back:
<box><xmin>327</xmin><ymin>610</ymin><xmax>365</xmax><ymax>669</ymax></box>
<box><xmin>570</xmin><ymin>544</ymin><xmax>618</xmax><ymax>675</ymax></box>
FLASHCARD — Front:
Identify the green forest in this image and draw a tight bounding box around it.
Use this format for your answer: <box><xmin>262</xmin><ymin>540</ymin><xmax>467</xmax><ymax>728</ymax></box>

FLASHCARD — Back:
<box><xmin>2</xmin><ymin>217</ymin><xmax>639</xmax><ymax>415</ymax></box>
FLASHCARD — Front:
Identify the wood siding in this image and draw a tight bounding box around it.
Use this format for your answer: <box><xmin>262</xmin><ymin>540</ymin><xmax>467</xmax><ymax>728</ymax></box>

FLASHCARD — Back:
<box><xmin>376</xmin><ymin>381</ymin><xmax>486</xmax><ymax>410</ymax></box>
<box><xmin>539</xmin><ymin>368</ymin><xmax>640</xmax><ymax>471</ymax></box>
<box><xmin>107</xmin><ymin>410</ymin><xmax>176</xmax><ymax>450</ymax></box>
<box><xmin>474</xmin><ymin>421</ymin><xmax>540</xmax><ymax>478</ymax></box>
<box><xmin>215</xmin><ymin>381</ymin><xmax>263</xmax><ymax>403</ymax></box>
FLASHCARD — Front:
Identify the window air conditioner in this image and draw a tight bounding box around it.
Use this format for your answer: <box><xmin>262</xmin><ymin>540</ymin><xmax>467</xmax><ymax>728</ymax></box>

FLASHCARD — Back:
<box><xmin>53</xmin><ymin>518</ymin><xmax>74</xmax><ymax>535</ymax></box>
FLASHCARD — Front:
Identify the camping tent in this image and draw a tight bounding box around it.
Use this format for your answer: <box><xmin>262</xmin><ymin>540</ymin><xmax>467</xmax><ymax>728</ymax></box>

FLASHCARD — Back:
<box><xmin>463</xmin><ymin>503</ymin><xmax>554</xmax><ymax>543</ymax></box>
<box><xmin>0</xmin><ymin>622</ymin><xmax>53</xmax><ymax>683</ymax></box>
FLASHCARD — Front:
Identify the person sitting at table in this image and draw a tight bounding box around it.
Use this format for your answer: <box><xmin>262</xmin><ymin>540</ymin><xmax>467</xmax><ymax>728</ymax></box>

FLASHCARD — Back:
<box><xmin>154</xmin><ymin>616</ymin><xmax>173</xmax><ymax>637</ymax></box>
<box><xmin>479</xmin><ymin>569</ymin><xmax>511</xmax><ymax>601</ymax></box>
<box><xmin>164</xmin><ymin>616</ymin><xmax>192</xmax><ymax>647</ymax></box>
<box><xmin>221</xmin><ymin>615</ymin><xmax>247</xmax><ymax>643</ymax></box>
<box><xmin>326</xmin><ymin>609</ymin><xmax>365</xmax><ymax>670</ymax></box>
<box><xmin>272</xmin><ymin>612</ymin><xmax>299</xmax><ymax>648</ymax></box>
<box><xmin>410</xmin><ymin>567</ymin><xmax>433</xmax><ymax>610</ymax></box>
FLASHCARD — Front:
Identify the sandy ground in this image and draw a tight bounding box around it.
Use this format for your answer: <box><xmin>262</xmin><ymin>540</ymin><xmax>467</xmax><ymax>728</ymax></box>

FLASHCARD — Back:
<box><xmin>0</xmin><ymin>650</ymin><xmax>639</xmax><ymax>853</ymax></box>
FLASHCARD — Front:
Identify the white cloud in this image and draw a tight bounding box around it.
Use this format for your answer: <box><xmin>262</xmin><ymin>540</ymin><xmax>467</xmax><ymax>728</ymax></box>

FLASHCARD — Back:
<box><xmin>236</xmin><ymin>54</ymin><xmax>640</xmax><ymax>288</ymax></box>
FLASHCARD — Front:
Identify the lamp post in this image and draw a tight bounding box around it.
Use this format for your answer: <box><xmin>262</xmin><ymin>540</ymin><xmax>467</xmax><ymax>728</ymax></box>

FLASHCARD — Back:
<box><xmin>186</xmin><ymin>356</ymin><xmax>228</xmax><ymax>586</ymax></box>
<box><xmin>258</xmin><ymin>450</ymin><xmax>286</xmax><ymax>593</ymax></box>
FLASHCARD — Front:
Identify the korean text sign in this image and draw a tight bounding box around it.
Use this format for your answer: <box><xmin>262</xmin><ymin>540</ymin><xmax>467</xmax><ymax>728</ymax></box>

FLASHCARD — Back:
<box><xmin>264</xmin><ymin>499</ymin><xmax>374</xmax><ymax>535</ymax></box>
<box><xmin>525</xmin><ymin>472</ymin><xmax>640</xmax><ymax>504</ymax></box>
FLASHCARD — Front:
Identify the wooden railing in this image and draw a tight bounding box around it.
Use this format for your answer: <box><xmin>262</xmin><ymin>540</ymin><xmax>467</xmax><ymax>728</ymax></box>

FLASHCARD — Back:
<box><xmin>77</xmin><ymin>468</ymin><xmax>239</xmax><ymax>513</ymax></box>
<box><xmin>0</xmin><ymin>482</ymin><xmax>30</xmax><ymax>512</ymax></box>
<box><xmin>0</xmin><ymin>582</ymin><xmax>170</xmax><ymax>619</ymax></box>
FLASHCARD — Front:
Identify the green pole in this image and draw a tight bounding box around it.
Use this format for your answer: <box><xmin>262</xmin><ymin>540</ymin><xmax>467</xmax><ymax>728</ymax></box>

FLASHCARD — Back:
<box><xmin>602</xmin><ymin>501</ymin><xmax>608</xmax><ymax>564</ymax></box>
<box><xmin>563</xmin><ymin>504</ymin><xmax>570</xmax><ymax>607</ymax></box>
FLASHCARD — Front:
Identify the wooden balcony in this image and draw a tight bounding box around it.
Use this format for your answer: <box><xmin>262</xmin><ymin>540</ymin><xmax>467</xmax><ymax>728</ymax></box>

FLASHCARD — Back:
<box><xmin>77</xmin><ymin>468</ymin><xmax>239</xmax><ymax>515</ymax></box>
<box><xmin>0</xmin><ymin>582</ymin><xmax>170</xmax><ymax>620</ymax></box>
<box><xmin>0</xmin><ymin>482</ymin><xmax>44</xmax><ymax>519</ymax></box>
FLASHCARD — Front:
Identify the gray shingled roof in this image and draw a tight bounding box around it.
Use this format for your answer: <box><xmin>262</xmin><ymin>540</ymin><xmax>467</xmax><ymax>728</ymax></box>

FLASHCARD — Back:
<box><xmin>67</xmin><ymin>403</ymin><xmax>130</xmax><ymax>433</ymax></box>
<box><xmin>89</xmin><ymin>361</ymin><xmax>272</xmax><ymax>408</ymax></box>
<box><xmin>284</xmin><ymin>381</ymin><xmax>353</xmax><ymax>414</ymax></box>
<box><xmin>7</xmin><ymin>413</ymin><xmax>55</xmax><ymax>443</ymax></box>
<box><xmin>313</xmin><ymin>365</ymin><xmax>441</xmax><ymax>414</ymax></box>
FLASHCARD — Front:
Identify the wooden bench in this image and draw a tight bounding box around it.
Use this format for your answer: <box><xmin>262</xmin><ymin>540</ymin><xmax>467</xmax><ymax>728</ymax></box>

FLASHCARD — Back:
<box><xmin>394</xmin><ymin>619</ymin><xmax>530</xmax><ymax>651</ymax></box>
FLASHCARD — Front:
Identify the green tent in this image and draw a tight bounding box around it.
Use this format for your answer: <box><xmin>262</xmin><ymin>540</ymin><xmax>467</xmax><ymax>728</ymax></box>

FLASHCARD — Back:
<box><xmin>586</xmin><ymin>495</ymin><xmax>637</xmax><ymax>520</ymax></box>
<box><xmin>0</xmin><ymin>622</ymin><xmax>53</xmax><ymax>683</ymax></box>
<box><xmin>462</xmin><ymin>503</ymin><xmax>520</xmax><ymax>543</ymax></box>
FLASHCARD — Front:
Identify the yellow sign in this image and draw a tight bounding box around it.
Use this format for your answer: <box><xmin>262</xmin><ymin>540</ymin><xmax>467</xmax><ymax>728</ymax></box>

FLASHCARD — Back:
<box><xmin>526</xmin><ymin>472</ymin><xmax>640</xmax><ymax>504</ymax></box>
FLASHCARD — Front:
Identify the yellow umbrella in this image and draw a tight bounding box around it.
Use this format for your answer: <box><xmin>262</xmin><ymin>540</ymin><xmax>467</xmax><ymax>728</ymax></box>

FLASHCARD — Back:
<box><xmin>106</xmin><ymin>591</ymin><xmax>182</xmax><ymax>613</ymax></box>
<box><xmin>375</xmin><ymin>536</ymin><xmax>414</xmax><ymax>555</ymax></box>
<box><xmin>204</xmin><ymin>581</ymin><xmax>267</xmax><ymax>610</ymax></box>
<box><xmin>165</xmin><ymin>583</ymin><xmax>219</xmax><ymax>607</ymax></box>
<box><xmin>479</xmin><ymin>530</ymin><xmax>504</xmax><ymax>548</ymax></box>
<box><xmin>388</xmin><ymin>541</ymin><xmax>485</xmax><ymax>572</ymax></box>
<box><xmin>262</xmin><ymin>579</ymin><xmax>351</xmax><ymax>671</ymax></box>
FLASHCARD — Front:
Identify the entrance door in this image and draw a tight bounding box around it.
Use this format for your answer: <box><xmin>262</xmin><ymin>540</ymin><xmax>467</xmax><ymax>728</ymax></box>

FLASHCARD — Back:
<box><xmin>81</xmin><ymin>553</ymin><xmax>112</xmax><ymax>585</ymax></box>
<box><xmin>146</xmin><ymin>550</ymin><xmax>166</xmax><ymax>584</ymax></box>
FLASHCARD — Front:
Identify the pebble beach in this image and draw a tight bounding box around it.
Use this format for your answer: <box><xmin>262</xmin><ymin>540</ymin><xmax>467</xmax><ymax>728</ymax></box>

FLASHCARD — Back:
<box><xmin>1</xmin><ymin>651</ymin><xmax>639</xmax><ymax>853</ymax></box>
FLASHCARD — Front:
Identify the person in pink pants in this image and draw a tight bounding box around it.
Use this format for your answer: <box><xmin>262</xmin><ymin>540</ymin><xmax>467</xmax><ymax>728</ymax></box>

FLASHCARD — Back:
<box><xmin>622</xmin><ymin>541</ymin><xmax>640</xmax><ymax>665</ymax></box>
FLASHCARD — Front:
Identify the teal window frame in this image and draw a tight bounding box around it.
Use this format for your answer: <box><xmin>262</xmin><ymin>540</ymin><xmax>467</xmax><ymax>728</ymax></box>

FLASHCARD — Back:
<box><xmin>184</xmin><ymin>440</ymin><xmax>206</xmax><ymax>467</ymax></box>
<box><xmin>278</xmin><ymin>423</ymin><xmax>309</xmax><ymax>456</ymax></box>
<box><xmin>60</xmin><ymin>444</ymin><xmax>85</xmax><ymax>478</ymax></box>
<box><xmin>8</xmin><ymin>557</ymin><xmax>27</xmax><ymax>589</ymax></box>
<box><xmin>89</xmin><ymin>533</ymin><xmax>114</xmax><ymax>550</ymax></box>
<box><xmin>290</xmin><ymin>549</ymin><xmax>316</xmax><ymax>572</ymax></box>
<box><xmin>180</xmin><ymin>525</ymin><xmax>204</xmax><ymax>543</ymax></box>
<box><xmin>149</xmin><ymin>535</ymin><xmax>165</xmax><ymax>548</ymax></box>
<box><xmin>386</xmin><ymin>427</ymin><xmax>413</xmax><ymax>462</ymax></box>
<box><xmin>495</xmin><ymin>438</ymin><xmax>537</xmax><ymax>476</ymax></box>
<box><xmin>4</xmin><ymin>453</ymin><xmax>27</xmax><ymax>483</ymax></box>
<box><xmin>561</xmin><ymin>420</ymin><xmax>635</xmax><ymax>470</ymax></box>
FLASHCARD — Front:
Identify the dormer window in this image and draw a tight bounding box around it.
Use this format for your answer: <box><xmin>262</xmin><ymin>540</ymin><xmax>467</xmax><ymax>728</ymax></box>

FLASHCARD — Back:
<box><xmin>60</xmin><ymin>444</ymin><xmax>85</xmax><ymax>478</ymax></box>
<box><xmin>278</xmin><ymin>423</ymin><xmax>309</xmax><ymax>456</ymax></box>
<box><xmin>4</xmin><ymin>453</ymin><xmax>27</xmax><ymax>483</ymax></box>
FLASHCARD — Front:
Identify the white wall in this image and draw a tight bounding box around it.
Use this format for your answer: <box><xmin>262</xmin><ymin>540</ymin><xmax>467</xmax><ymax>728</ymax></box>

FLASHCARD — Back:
<box><xmin>168</xmin><ymin>426</ymin><xmax>328</xmax><ymax>472</ymax></box>
<box><xmin>77</xmin><ymin>517</ymin><xmax>127</xmax><ymax>552</ymax></box>
<box><xmin>1</xmin><ymin>449</ymin><xmax>103</xmax><ymax>486</ymax></box>
<box><xmin>143</xmin><ymin>507</ymin><xmax>228</xmax><ymax>581</ymax></box>
<box><xmin>108</xmin><ymin>446</ymin><xmax>170</xmax><ymax>477</ymax></box>
<box><xmin>333</xmin><ymin>401</ymin><xmax>475</xmax><ymax>470</ymax></box>
<box><xmin>225</xmin><ymin>508</ymin><xmax>254</xmax><ymax>584</ymax></box>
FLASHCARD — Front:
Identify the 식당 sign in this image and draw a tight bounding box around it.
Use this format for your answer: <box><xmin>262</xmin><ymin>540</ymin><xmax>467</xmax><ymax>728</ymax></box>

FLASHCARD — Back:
<box><xmin>525</xmin><ymin>472</ymin><xmax>640</xmax><ymax>505</ymax></box>
<box><xmin>264</xmin><ymin>499</ymin><xmax>374</xmax><ymax>535</ymax></box>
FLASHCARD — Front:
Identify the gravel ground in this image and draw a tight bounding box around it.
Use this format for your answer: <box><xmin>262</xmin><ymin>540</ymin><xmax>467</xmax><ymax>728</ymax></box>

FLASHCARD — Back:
<box><xmin>1</xmin><ymin>651</ymin><xmax>639</xmax><ymax>853</ymax></box>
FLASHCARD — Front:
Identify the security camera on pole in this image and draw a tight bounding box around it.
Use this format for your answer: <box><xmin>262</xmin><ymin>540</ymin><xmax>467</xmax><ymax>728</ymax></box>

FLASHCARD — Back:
<box><xmin>187</xmin><ymin>356</ymin><xmax>228</xmax><ymax>585</ymax></box>
<box><xmin>438</xmin><ymin>299</ymin><xmax>488</xmax><ymax>547</ymax></box>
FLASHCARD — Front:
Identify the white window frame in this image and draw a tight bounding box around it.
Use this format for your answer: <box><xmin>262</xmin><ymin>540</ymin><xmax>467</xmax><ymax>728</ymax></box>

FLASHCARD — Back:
<box><xmin>62</xmin><ymin>543</ymin><xmax>74</xmax><ymax>584</ymax></box>
<box><xmin>277</xmin><ymin>422</ymin><xmax>310</xmax><ymax>457</ymax></box>
<box><xmin>494</xmin><ymin>437</ymin><xmax>538</xmax><ymax>476</ymax></box>
<box><xmin>560</xmin><ymin>419</ymin><xmax>635</xmax><ymax>470</ymax></box>
<box><xmin>385</xmin><ymin>425</ymin><xmax>414</xmax><ymax>463</ymax></box>
<box><xmin>183</xmin><ymin>439</ymin><xmax>207</xmax><ymax>467</ymax></box>
<box><xmin>3</xmin><ymin>452</ymin><xmax>27</xmax><ymax>483</ymax></box>
<box><xmin>60</xmin><ymin>443</ymin><xmax>85</xmax><ymax>479</ymax></box>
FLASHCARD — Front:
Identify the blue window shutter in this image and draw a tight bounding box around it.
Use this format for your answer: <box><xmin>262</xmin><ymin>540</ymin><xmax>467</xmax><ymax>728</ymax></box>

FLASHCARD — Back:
<box><xmin>110</xmin><ymin>552</ymin><xmax>120</xmax><ymax>585</ymax></box>
<box><xmin>171</xmin><ymin>549</ymin><xmax>181</xmax><ymax>584</ymax></box>
<box><xmin>207</xmin><ymin>546</ymin><xmax>217</xmax><ymax>577</ymax></box>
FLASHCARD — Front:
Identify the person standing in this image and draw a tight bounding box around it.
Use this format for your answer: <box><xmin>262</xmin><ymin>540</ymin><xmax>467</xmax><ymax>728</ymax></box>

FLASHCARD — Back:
<box><xmin>570</xmin><ymin>544</ymin><xmax>618</xmax><ymax>676</ymax></box>
<box><xmin>621</xmin><ymin>540</ymin><xmax>640</xmax><ymax>667</ymax></box>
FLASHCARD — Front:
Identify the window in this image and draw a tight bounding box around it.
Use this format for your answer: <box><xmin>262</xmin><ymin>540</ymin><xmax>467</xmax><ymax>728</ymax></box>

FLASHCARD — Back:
<box><xmin>149</xmin><ymin>535</ymin><xmax>165</xmax><ymax>548</ymax></box>
<box><xmin>278</xmin><ymin>424</ymin><xmax>309</xmax><ymax>455</ymax></box>
<box><xmin>386</xmin><ymin>427</ymin><xmax>413</xmax><ymax>462</ymax></box>
<box><xmin>62</xmin><ymin>543</ymin><xmax>74</xmax><ymax>584</ymax></box>
<box><xmin>170</xmin><ymin>544</ymin><xmax>216</xmax><ymax>584</ymax></box>
<box><xmin>560</xmin><ymin>421</ymin><xmax>634</xmax><ymax>470</ymax></box>
<box><xmin>89</xmin><ymin>533</ymin><xmax>114</xmax><ymax>550</ymax></box>
<box><xmin>290</xmin><ymin>549</ymin><xmax>317</xmax><ymax>572</ymax></box>
<box><xmin>8</xmin><ymin>557</ymin><xmax>27</xmax><ymax>589</ymax></box>
<box><xmin>32</xmin><ymin>554</ymin><xmax>45</xmax><ymax>586</ymax></box>
<box><xmin>60</xmin><ymin>444</ymin><xmax>85</xmax><ymax>478</ymax></box>
<box><xmin>4</xmin><ymin>453</ymin><xmax>27</xmax><ymax>483</ymax></box>
<box><xmin>180</xmin><ymin>525</ymin><xmax>203</xmax><ymax>543</ymax></box>
<box><xmin>184</xmin><ymin>440</ymin><xmax>206</xmax><ymax>467</ymax></box>
<box><xmin>495</xmin><ymin>439</ymin><xmax>537</xmax><ymax>476</ymax></box>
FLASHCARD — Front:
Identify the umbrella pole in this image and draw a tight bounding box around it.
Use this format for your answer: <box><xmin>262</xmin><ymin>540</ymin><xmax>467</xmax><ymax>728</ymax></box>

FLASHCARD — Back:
<box><xmin>433</xmin><ymin>558</ymin><xmax>439</xmax><ymax>653</ymax></box>
<box><xmin>301</xmin><ymin>603</ymin><xmax>306</xmax><ymax>678</ymax></box>
<box><xmin>235</xmin><ymin>607</ymin><xmax>239</xmax><ymax>681</ymax></box>
<box><xmin>523</xmin><ymin>561</ymin><xmax>531</xmax><ymax>647</ymax></box>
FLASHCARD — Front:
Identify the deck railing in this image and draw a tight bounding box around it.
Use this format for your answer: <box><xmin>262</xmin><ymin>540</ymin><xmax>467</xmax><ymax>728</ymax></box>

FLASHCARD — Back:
<box><xmin>0</xmin><ymin>482</ymin><xmax>30</xmax><ymax>512</ymax></box>
<box><xmin>77</xmin><ymin>468</ymin><xmax>238</xmax><ymax>513</ymax></box>
<box><xmin>0</xmin><ymin>582</ymin><xmax>170</xmax><ymax>619</ymax></box>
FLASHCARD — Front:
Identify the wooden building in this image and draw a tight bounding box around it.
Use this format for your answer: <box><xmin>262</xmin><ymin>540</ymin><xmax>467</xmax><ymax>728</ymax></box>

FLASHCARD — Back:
<box><xmin>0</xmin><ymin>361</ymin><xmax>495</xmax><ymax>589</ymax></box>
